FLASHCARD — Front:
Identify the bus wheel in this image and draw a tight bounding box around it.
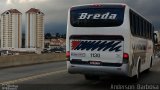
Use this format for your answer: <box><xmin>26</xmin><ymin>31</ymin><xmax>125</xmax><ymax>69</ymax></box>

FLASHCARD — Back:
<box><xmin>150</xmin><ymin>58</ymin><xmax>153</xmax><ymax>68</ymax></box>
<box><xmin>84</xmin><ymin>75</ymin><xmax>99</xmax><ymax>81</ymax></box>
<box><xmin>130</xmin><ymin>62</ymin><xmax>140</xmax><ymax>82</ymax></box>
<box><xmin>145</xmin><ymin>58</ymin><xmax>152</xmax><ymax>72</ymax></box>
<box><xmin>137</xmin><ymin>61</ymin><xmax>141</xmax><ymax>79</ymax></box>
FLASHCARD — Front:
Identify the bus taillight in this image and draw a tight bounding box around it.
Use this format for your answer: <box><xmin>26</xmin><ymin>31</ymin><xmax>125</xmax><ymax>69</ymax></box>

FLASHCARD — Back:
<box><xmin>123</xmin><ymin>53</ymin><xmax>129</xmax><ymax>63</ymax></box>
<box><xmin>66</xmin><ymin>51</ymin><xmax>70</xmax><ymax>60</ymax></box>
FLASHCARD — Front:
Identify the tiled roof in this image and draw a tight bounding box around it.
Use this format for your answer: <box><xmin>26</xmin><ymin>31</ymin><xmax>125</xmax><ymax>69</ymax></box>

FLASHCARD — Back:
<box><xmin>8</xmin><ymin>9</ymin><xmax>21</xmax><ymax>14</ymax></box>
<box><xmin>26</xmin><ymin>8</ymin><xmax>44</xmax><ymax>14</ymax></box>
<box><xmin>2</xmin><ymin>9</ymin><xmax>22</xmax><ymax>15</ymax></box>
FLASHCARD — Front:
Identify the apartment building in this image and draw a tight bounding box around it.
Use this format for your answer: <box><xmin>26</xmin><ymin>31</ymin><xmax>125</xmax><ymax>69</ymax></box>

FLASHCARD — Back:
<box><xmin>25</xmin><ymin>8</ymin><xmax>44</xmax><ymax>49</ymax></box>
<box><xmin>1</xmin><ymin>9</ymin><xmax>22</xmax><ymax>49</ymax></box>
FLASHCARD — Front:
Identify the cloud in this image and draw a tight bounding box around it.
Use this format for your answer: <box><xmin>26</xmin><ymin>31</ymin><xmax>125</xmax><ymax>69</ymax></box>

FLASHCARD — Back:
<box><xmin>1</xmin><ymin>0</ymin><xmax>160</xmax><ymax>33</ymax></box>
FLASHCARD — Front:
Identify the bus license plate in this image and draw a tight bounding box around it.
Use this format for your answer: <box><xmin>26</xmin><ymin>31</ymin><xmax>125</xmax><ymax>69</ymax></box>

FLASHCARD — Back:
<box><xmin>89</xmin><ymin>61</ymin><xmax>101</xmax><ymax>65</ymax></box>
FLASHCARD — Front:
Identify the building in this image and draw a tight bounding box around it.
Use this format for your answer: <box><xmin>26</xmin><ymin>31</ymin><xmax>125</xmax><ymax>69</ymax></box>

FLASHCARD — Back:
<box><xmin>25</xmin><ymin>8</ymin><xmax>44</xmax><ymax>49</ymax></box>
<box><xmin>1</xmin><ymin>9</ymin><xmax>22</xmax><ymax>49</ymax></box>
<box><xmin>0</xmin><ymin>19</ymin><xmax>1</xmax><ymax>48</ymax></box>
<box><xmin>48</xmin><ymin>38</ymin><xmax>66</xmax><ymax>49</ymax></box>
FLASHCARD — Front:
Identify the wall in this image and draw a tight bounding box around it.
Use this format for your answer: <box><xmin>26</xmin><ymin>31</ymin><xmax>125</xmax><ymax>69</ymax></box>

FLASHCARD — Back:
<box><xmin>0</xmin><ymin>53</ymin><xmax>65</xmax><ymax>68</ymax></box>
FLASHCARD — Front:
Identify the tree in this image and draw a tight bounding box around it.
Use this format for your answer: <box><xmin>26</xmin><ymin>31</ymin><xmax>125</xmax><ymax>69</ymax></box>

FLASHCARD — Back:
<box><xmin>45</xmin><ymin>33</ymin><xmax>52</xmax><ymax>39</ymax></box>
<box><xmin>61</xmin><ymin>34</ymin><xmax>66</xmax><ymax>38</ymax></box>
<box><xmin>56</xmin><ymin>33</ymin><xmax>60</xmax><ymax>38</ymax></box>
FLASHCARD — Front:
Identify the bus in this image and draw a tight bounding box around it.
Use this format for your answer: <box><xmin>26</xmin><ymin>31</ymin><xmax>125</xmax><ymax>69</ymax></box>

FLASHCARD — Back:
<box><xmin>66</xmin><ymin>3</ymin><xmax>154</xmax><ymax>80</ymax></box>
<box><xmin>154</xmin><ymin>31</ymin><xmax>160</xmax><ymax>56</ymax></box>
<box><xmin>154</xmin><ymin>31</ymin><xmax>160</xmax><ymax>45</ymax></box>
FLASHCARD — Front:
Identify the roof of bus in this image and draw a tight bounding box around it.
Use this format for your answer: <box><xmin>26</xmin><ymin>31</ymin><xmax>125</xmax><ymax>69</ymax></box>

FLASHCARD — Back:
<box><xmin>70</xmin><ymin>3</ymin><xmax>154</xmax><ymax>27</ymax></box>
<box><xmin>70</xmin><ymin>3</ymin><xmax>127</xmax><ymax>8</ymax></box>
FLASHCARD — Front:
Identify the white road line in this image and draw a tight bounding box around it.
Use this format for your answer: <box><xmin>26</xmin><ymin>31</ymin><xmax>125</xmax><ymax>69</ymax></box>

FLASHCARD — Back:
<box><xmin>0</xmin><ymin>69</ymin><xmax>67</xmax><ymax>84</ymax></box>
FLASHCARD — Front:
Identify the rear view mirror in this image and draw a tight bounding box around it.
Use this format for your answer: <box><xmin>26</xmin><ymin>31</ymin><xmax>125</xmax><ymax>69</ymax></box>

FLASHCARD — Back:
<box><xmin>154</xmin><ymin>33</ymin><xmax>158</xmax><ymax>44</ymax></box>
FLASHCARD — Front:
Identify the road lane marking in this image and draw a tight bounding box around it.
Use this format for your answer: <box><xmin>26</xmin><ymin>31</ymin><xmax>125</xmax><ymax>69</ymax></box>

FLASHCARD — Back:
<box><xmin>0</xmin><ymin>69</ymin><xmax>67</xmax><ymax>84</ymax></box>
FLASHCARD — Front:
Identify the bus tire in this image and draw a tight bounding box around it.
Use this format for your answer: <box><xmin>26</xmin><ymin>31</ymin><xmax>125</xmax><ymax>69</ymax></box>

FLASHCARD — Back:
<box><xmin>131</xmin><ymin>61</ymin><xmax>141</xmax><ymax>82</ymax></box>
<box><xmin>145</xmin><ymin>57</ymin><xmax>152</xmax><ymax>72</ymax></box>
<box><xmin>84</xmin><ymin>75</ymin><xmax>99</xmax><ymax>81</ymax></box>
<box><xmin>150</xmin><ymin>57</ymin><xmax>153</xmax><ymax>68</ymax></box>
<box><xmin>130</xmin><ymin>75</ymin><xmax>138</xmax><ymax>82</ymax></box>
<box><xmin>137</xmin><ymin>61</ymin><xmax>141</xmax><ymax>78</ymax></box>
<box><xmin>131</xmin><ymin>60</ymin><xmax>141</xmax><ymax>82</ymax></box>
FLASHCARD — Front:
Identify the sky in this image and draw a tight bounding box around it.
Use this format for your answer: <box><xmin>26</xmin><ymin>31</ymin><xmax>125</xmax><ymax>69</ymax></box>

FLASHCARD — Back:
<box><xmin>0</xmin><ymin>0</ymin><xmax>160</xmax><ymax>34</ymax></box>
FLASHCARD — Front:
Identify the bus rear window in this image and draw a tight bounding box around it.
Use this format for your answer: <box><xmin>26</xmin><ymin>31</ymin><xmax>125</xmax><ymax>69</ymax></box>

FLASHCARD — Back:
<box><xmin>70</xmin><ymin>5</ymin><xmax>125</xmax><ymax>27</ymax></box>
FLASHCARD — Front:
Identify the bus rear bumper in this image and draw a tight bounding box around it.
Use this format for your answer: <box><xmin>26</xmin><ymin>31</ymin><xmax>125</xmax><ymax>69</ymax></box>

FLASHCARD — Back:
<box><xmin>67</xmin><ymin>61</ymin><xmax>129</xmax><ymax>76</ymax></box>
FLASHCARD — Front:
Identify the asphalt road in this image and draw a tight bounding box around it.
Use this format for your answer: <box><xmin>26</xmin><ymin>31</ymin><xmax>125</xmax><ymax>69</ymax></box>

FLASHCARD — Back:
<box><xmin>0</xmin><ymin>58</ymin><xmax>160</xmax><ymax>90</ymax></box>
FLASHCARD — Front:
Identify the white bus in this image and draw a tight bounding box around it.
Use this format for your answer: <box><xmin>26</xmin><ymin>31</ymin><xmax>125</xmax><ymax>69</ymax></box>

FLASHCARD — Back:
<box><xmin>66</xmin><ymin>3</ymin><xmax>154</xmax><ymax>80</ymax></box>
<box><xmin>154</xmin><ymin>31</ymin><xmax>160</xmax><ymax>45</ymax></box>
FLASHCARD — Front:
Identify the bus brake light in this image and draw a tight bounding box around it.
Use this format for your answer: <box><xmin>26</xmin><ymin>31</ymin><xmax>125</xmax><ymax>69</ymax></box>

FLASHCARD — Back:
<box><xmin>66</xmin><ymin>51</ymin><xmax>70</xmax><ymax>59</ymax></box>
<box><xmin>123</xmin><ymin>53</ymin><xmax>129</xmax><ymax>59</ymax></box>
